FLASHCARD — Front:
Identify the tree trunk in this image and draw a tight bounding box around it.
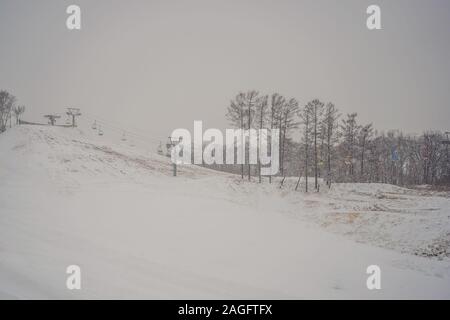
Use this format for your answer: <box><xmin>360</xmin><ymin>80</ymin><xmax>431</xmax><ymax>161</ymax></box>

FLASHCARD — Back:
<box><xmin>314</xmin><ymin>111</ymin><xmax>318</xmax><ymax>191</ymax></box>
<box><xmin>360</xmin><ymin>139</ymin><xmax>366</xmax><ymax>181</ymax></box>
<box><xmin>278</xmin><ymin>116</ymin><xmax>283</xmax><ymax>176</ymax></box>
<box><xmin>327</xmin><ymin>131</ymin><xmax>331</xmax><ymax>188</ymax></box>
<box><xmin>305</xmin><ymin>114</ymin><xmax>309</xmax><ymax>193</ymax></box>
<box><xmin>248</xmin><ymin>98</ymin><xmax>252</xmax><ymax>181</ymax></box>
<box><xmin>305</xmin><ymin>144</ymin><xmax>308</xmax><ymax>193</ymax></box>
<box><xmin>240</xmin><ymin>109</ymin><xmax>244</xmax><ymax>179</ymax></box>
<box><xmin>258</xmin><ymin>106</ymin><xmax>264</xmax><ymax>183</ymax></box>
<box><xmin>281</xmin><ymin>115</ymin><xmax>287</xmax><ymax>178</ymax></box>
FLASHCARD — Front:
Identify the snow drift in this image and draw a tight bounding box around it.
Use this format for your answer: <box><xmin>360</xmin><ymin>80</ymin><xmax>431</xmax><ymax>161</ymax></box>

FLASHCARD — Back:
<box><xmin>0</xmin><ymin>125</ymin><xmax>449</xmax><ymax>299</ymax></box>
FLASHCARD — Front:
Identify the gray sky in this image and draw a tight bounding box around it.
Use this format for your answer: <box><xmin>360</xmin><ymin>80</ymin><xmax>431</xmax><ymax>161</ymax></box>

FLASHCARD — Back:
<box><xmin>1</xmin><ymin>0</ymin><xmax>449</xmax><ymax>140</ymax></box>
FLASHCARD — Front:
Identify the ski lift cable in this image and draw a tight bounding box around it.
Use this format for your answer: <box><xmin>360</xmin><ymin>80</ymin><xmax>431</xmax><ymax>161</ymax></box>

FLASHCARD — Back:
<box><xmin>94</xmin><ymin>122</ymin><xmax>156</xmax><ymax>142</ymax></box>
<box><xmin>82</xmin><ymin>114</ymin><xmax>162</xmax><ymax>143</ymax></box>
<box><xmin>98</xmin><ymin>122</ymin><xmax>161</xmax><ymax>143</ymax></box>
<box><xmin>83</xmin><ymin>112</ymin><xmax>163</xmax><ymax>138</ymax></box>
<box><xmin>82</xmin><ymin>114</ymin><xmax>185</xmax><ymax>149</ymax></box>
<box><xmin>83</xmin><ymin>113</ymin><xmax>160</xmax><ymax>140</ymax></box>
<box><xmin>82</xmin><ymin>115</ymin><xmax>172</xmax><ymax>156</ymax></box>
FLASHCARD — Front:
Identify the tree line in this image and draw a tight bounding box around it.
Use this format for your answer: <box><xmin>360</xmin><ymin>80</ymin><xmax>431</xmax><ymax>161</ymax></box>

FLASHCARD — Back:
<box><xmin>0</xmin><ymin>90</ymin><xmax>26</xmax><ymax>133</ymax></box>
<box><xmin>200</xmin><ymin>90</ymin><xmax>449</xmax><ymax>190</ymax></box>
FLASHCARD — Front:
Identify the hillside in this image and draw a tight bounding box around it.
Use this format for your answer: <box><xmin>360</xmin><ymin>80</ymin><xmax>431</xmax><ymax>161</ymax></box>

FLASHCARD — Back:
<box><xmin>0</xmin><ymin>125</ymin><xmax>449</xmax><ymax>299</ymax></box>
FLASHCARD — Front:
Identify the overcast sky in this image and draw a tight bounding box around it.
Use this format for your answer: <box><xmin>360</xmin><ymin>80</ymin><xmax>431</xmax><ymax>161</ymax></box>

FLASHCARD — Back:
<box><xmin>1</xmin><ymin>0</ymin><xmax>449</xmax><ymax>141</ymax></box>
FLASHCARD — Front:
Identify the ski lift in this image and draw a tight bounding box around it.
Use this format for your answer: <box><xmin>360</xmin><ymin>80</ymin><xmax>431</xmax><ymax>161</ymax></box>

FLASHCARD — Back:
<box><xmin>165</xmin><ymin>138</ymin><xmax>173</xmax><ymax>157</ymax></box>
<box><xmin>98</xmin><ymin>126</ymin><xmax>104</xmax><ymax>136</ymax></box>
<box><xmin>166</xmin><ymin>136</ymin><xmax>183</xmax><ymax>158</ymax></box>
<box><xmin>92</xmin><ymin>120</ymin><xmax>97</xmax><ymax>130</ymax></box>
<box><xmin>166</xmin><ymin>137</ymin><xmax>172</xmax><ymax>150</ymax></box>
<box><xmin>121</xmin><ymin>132</ymin><xmax>127</xmax><ymax>141</ymax></box>
<box><xmin>157</xmin><ymin>142</ymin><xmax>164</xmax><ymax>155</ymax></box>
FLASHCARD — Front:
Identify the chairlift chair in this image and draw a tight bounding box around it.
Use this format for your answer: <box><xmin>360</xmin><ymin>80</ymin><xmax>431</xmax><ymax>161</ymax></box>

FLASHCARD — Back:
<box><xmin>157</xmin><ymin>142</ymin><xmax>164</xmax><ymax>155</ymax></box>
<box><xmin>98</xmin><ymin>126</ymin><xmax>104</xmax><ymax>136</ymax></box>
<box><xmin>165</xmin><ymin>144</ymin><xmax>172</xmax><ymax>157</ymax></box>
<box><xmin>166</xmin><ymin>137</ymin><xmax>172</xmax><ymax>151</ymax></box>
<box><xmin>92</xmin><ymin>121</ymin><xmax>97</xmax><ymax>130</ymax></box>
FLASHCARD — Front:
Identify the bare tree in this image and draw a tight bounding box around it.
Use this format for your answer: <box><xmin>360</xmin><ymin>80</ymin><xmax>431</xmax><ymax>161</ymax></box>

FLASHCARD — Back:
<box><xmin>0</xmin><ymin>90</ymin><xmax>16</xmax><ymax>133</ymax></box>
<box><xmin>359</xmin><ymin>123</ymin><xmax>373</xmax><ymax>181</ymax></box>
<box><xmin>255</xmin><ymin>95</ymin><xmax>268</xmax><ymax>183</ymax></box>
<box><xmin>280</xmin><ymin>98</ymin><xmax>300</xmax><ymax>179</ymax></box>
<box><xmin>268</xmin><ymin>93</ymin><xmax>285</xmax><ymax>183</ymax></box>
<box><xmin>226</xmin><ymin>91</ymin><xmax>259</xmax><ymax>180</ymax></box>
<box><xmin>340</xmin><ymin>113</ymin><xmax>360</xmax><ymax>178</ymax></box>
<box><xmin>299</xmin><ymin>103</ymin><xmax>313</xmax><ymax>192</ymax></box>
<box><xmin>422</xmin><ymin>131</ymin><xmax>445</xmax><ymax>185</ymax></box>
<box><xmin>323</xmin><ymin>102</ymin><xmax>340</xmax><ymax>187</ymax></box>
<box><xmin>223</xmin><ymin>92</ymin><xmax>449</xmax><ymax>187</ymax></box>
<box><xmin>243</xmin><ymin>91</ymin><xmax>259</xmax><ymax>181</ymax></box>
<box><xmin>226</xmin><ymin>92</ymin><xmax>246</xmax><ymax>179</ymax></box>
<box><xmin>13</xmin><ymin>105</ymin><xmax>26</xmax><ymax>125</ymax></box>
<box><xmin>307</xmin><ymin>99</ymin><xmax>324</xmax><ymax>190</ymax></box>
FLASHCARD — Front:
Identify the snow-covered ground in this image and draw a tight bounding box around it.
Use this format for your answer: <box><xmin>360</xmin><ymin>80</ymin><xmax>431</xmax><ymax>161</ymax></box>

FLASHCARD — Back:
<box><xmin>1</xmin><ymin>125</ymin><xmax>449</xmax><ymax>299</ymax></box>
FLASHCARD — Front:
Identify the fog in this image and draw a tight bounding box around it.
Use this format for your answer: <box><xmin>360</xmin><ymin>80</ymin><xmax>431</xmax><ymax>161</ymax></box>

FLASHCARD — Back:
<box><xmin>1</xmin><ymin>0</ymin><xmax>449</xmax><ymax>140</ymax></box>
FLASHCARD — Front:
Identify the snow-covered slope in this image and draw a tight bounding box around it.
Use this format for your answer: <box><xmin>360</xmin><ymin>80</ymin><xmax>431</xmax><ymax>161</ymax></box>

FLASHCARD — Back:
<box><xmin>1</xmin><ymin>125</ymin><xmax>449</xmax><ymax>299</ymax></box>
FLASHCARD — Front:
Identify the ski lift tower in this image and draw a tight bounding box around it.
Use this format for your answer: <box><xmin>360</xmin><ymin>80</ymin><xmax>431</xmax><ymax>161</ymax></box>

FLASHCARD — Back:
<box><xmin>66</xmin><ymin>108</ymin><xmax>82</xmax><ymax>128</ymax></box>
<box><xmin>167</xmin><ymin>136</ymin><xmax>182</xmax><ymax>176</ymax></box>
<box><xmin>44</xmin><ymin>114</ymin><xmax>61</xmax><ymax>126</ymax></box>
<box><xmin>98</xmin><ymin>125</ymin><xmax>104</xmax><ymax>136</ymax></box>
